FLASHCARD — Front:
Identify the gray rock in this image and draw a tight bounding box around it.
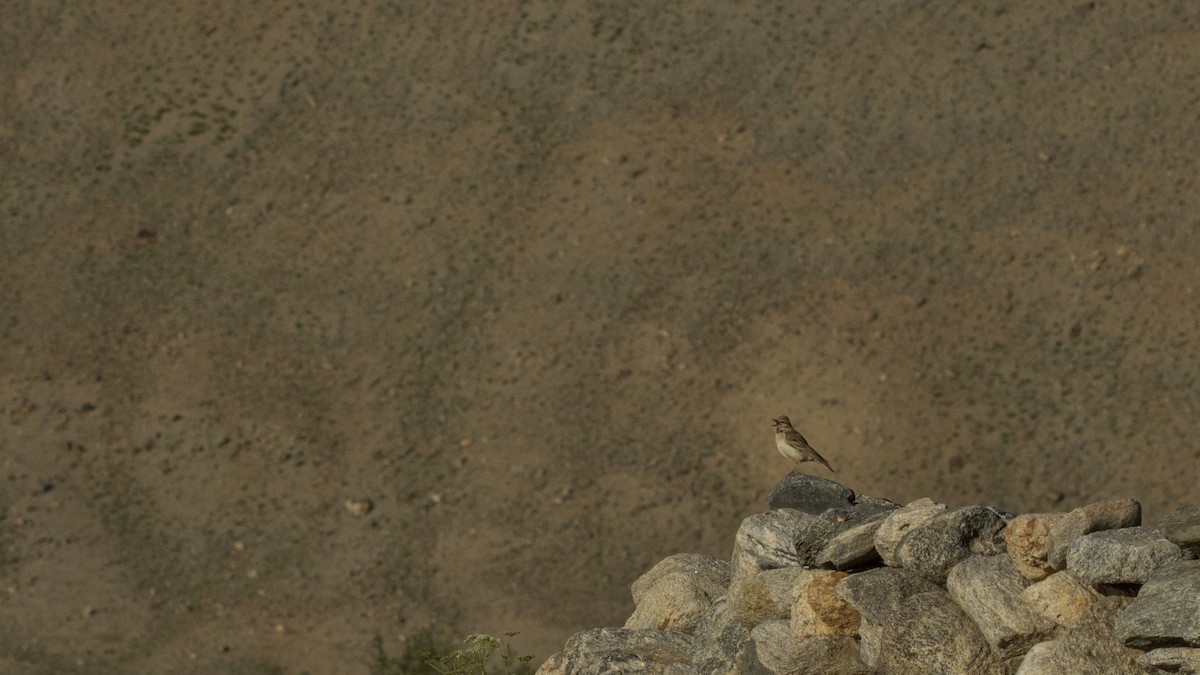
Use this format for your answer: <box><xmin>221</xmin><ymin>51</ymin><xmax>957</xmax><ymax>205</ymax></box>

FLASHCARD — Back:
<box><xmin>874</xmin><ymin>498</ymin><xmax>947</xmax><ymax>567</ymax></box>
<box><xmin>834</xmin><ymin>566</ymin><xmax>944</xmax><ymax>623</ymax></box>
<box><xmin>1014</xmin><ymin>596</ymin><xmax>1143</xmax><ymax>675</ymax></box>
<box><xmin>876</xmin><ymin>591</ymin><xmax>1004</xmax><ymax>675</ymax></box>
<box><xmin>750</xmin><ymin>621</ymin><xmax>868</xmax><ymax>675</ymax></box>
<box><xmin>1047</xmin><ymin>498</ymin><xmax>1142</xmax><ymax>568</ymax></box>
<box><xmin>1114</xmin><ymin>560</ymin><xmax>1200</xmax><ymax>649</ymax></box>
<box><xmin>1158</xmin><ymin>504</ymin><xmax>1200</xmax><ymax>555</ymax></box>
<box><xmin>1138</xmin><ymin>647</ymin><xmax>1200</xmax><ymax>674</ymax></box>
<box><xmin>731</xmin><ymin>509</ymin><xmax>811</xmax><ymax>577</ymax></box>
<box><xmin>1005</xmin><ymin>512</ymin><xmax>1067</xmax><ymax>581</ymax></box>
<box><xmin>1066</xmin><ymin>526</ymin><xmax>1184</xmax><ymax>585</ymax></box>
<box><xmin>814</xmin><ymin>517</ymin><xmax>887</xmax><ymax>570</ymax></box>
<box><xmin>766</xmin><ymin>474</ymin><xmax>855</xmax><ymax>514</ymax></box>
<box><xmin>536</xmin><ymin>627</ymin><xmax>694</xmax><ymax>675</ymax></box>
<box><xmin>893</xmin><ymin>505</ymin><xmax>1009</xmax><ymax>582</ymax></box>
<box><xmin>731</xmin><ymin>635</ymin><xmax>773</xmax><ymax>675</ymax></box>
<box><xmin>813</xmin><ymin>505</ymin><xmax>896</xmax><ymax>570</ymax></box>
<box><xmin>626</xmin><ymin>554</ymin><xmax>733</xmax><ymax>634</ymax></box>
<box><xmin>946</xmin><ymin>554</ymin><xmax>1057</xmax><ymax>658</ymax></box>
<box><xmin>692</xmin><ymin>598</ymin><xmax>762</xmax><ymax>675</ymax></box>
<box><xmin>793</xmin><ymin>500</ymin><xmax>896</xmax><ymax>568</ymax></box>
<box><xmin>834</xmin><ymin>567</ymin><xmax>943</xmax><ymax>669</ymax></box>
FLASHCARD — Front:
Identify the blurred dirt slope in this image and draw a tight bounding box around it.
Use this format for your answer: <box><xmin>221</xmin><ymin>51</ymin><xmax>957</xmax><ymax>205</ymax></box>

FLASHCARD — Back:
<box><xmin>3</xmin><ymin>1</ymin><xmax>1199</xmax><ymax>672</ymax></box>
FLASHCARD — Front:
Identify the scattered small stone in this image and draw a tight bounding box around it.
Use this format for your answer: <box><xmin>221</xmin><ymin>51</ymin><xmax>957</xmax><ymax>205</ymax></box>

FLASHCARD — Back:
<box><xmin>344</xmin><ymin>498</ymin><xmax>373</xmax><ymax>517</ymax></box>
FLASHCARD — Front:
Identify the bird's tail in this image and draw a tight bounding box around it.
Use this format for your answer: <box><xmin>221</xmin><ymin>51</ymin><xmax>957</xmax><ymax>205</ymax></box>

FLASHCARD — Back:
<box><xmin>813</xmin><ymin>450</ymin><xmax>836</xmax><ymax>473</ymax></box>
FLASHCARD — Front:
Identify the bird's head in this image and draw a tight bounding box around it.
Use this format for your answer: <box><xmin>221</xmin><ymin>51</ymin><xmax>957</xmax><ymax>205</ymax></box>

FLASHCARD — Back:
<box><xmin>772</xmin><ymin>415</ymin><xmax>791</xmax><ymax>428</ymax></box>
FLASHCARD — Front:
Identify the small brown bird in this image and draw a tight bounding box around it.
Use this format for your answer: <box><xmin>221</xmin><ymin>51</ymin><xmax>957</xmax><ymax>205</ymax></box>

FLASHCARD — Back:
<box><xmin>773</xmin><ymin>415</ymin><xmax>836</xmax><ymax>473</ymax></box>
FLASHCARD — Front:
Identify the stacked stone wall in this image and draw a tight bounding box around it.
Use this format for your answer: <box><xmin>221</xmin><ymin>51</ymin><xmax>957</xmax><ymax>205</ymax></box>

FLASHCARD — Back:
<box><xmin>539</xmin><ymin>476</ymin><xmax>1200</xmax><ymax>674</ymax></box>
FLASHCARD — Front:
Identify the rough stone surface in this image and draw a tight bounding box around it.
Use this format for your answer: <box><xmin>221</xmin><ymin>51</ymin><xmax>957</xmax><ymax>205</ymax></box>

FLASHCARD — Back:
<box><xmin>691</xmin><ymin>598</ymin><xmax>763</xmax><ymax>675</ymax></box>
<box><xmin>751</xmin><ymin>622</ymin><xmax>868</xmax><ymax>675</ymax></box>
<box><xmin>731</xmin><ymin>509</ymin><xmax>810</xmax><ymax>577</ymax></box>
<box><xmin>792</xmin><ymin>500</ymin><xmax>896</xmax><ymax>567</ymax></box>
<box><xmin>626</xmin><ymin>554</ymin><xmax>732</xmax><ymax>634</ymax></box>
<box><xmin>766</xmin><ymin>474</ymin><xmax>855</xmax><ymax>514</ymax></box>
<box><xmin>731</xmin><ymin>635</ymin><xmax>773</xmax><ymax>675</ymax></box>
<box><xmin>1158</xmin><ymin>504</ymin><xmax>1200</xmax><ymax>554</ymax></box>
<box><xmin>1138</xmin><ymin>647</ymin><xmax>1200</xmax><ymax>673</ymax></box>
<box><xmin>1005</xmin><ymin>512</ymin><xmax>1067</xmax><ymax>581</ymax></box>
<box><xmin>1014</xmin><ymin>596</ymin><xmax>1143</xmax><ymax>675</ymax></box>
<box><xmin>536</xmin><ymin>627</ymin><xmax>694</xmax><ymax>675</ymax></box>
<box><xmin>551</xmin><ymin>480</ymin><xmax>1191</xmax><ymax>675</ymax></box>
<box><xmin>876</xmin><ymin>590</ymin><xmax>1004</xmax><ymax>675</ymax></box>
<box><xmin>834</xmin><ymin>567</ymin><xmax>942</xmax><ymax>669</ymax></box>
<box><xmin>814</xmin><ymin>510</ymin><xmax>892</xmax><ymax>570</ymax></box>
<box><xmin>946</xmin><ymin>554</ymin><xmax>1056</xmax><ymax>658</ymax></box>
<box><xmin>631</xmin><ymin>553</ymin><xmax>733</xmax><ymax>605</ymax></box>
<box><xmin>893</xmin><ymin>505</ymin><xmax>1009</xmax><ymax>582</ymax></box>
<box><xmin>1021</xmin><ymin>570</ymin><xmax>1100</xmax><ymax>626</ymax></box>
<box><xmin>1047</xmin><ymin>498</ymin><xmax>1142</xmax><ymax>568</ymax></box>
<box><xmin>791</xmin><ymin>570</ymin><xmax>859</xmax><ymax>637</ymax></box>
<box><xmin>726</xmin><ymin>566</ymin><xmax>810</xmax><ymax>628</ymax></box>
<box><xmin>1114</xmin><ymin>560</ymin><xmax>1200</xmax><ymax>649</ymax></box>
<box><xmin>1066</xmin><ymin>526</ymin><xmax>1184</xmax><ymax>584</ymax></box>
<box><xmin>874</xmin><ymin>498</ymin><xmax>947</xmax><ymax>567</ymax></box>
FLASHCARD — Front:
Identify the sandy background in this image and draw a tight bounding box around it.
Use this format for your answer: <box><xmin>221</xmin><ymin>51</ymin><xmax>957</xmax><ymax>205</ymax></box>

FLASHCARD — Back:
<box><xmin>3</xmin><ymin>1</ymin><xmax>1199</xmax><ymax>672</ymax></box>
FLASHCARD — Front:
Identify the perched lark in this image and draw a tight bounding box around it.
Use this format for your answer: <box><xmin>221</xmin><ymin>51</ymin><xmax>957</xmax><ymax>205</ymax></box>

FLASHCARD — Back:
<box><xmin>772</xmin><ymin>415</ymin><xmax>835</xmax><ymax>473</ymax></box>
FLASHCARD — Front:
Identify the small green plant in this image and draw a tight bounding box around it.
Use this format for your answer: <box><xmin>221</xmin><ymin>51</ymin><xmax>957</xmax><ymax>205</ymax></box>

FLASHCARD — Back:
<box><xmin>368</xmin><ymin>631</ymin><xmax>533</xmax><ymax>675</ymax></box>
<box><xmin>426</xmin><ymin>633</ymin><xmax>533</xmax><ymax>675</ymax></box>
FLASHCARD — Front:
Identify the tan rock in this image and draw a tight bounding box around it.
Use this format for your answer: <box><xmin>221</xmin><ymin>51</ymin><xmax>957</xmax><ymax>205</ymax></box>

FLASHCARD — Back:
<box><xmin>626</xmin><ymin>554</ymin><xmax>732</xmax><ymax>633</ymax></box>
<box><xmin>791</xmin><ymin>570</ymin><xmax>859</xmax><ymax>638</ymax></box>
<box><xmin>1022</xmin><ymin>570</ymin><xmax>1100</xmax><ymax>626</ymax></box>
<box><xmin>727</xmin><ymin>566</ymin><xmax>809</xmax><ymax>628</ymax></box>
<box><xmin>946</xmin><ymin>554</ymin><xmax>1056</xmax><ymax>659</ymax></box>
<box><xmin>751</xmin><ymin>621</ymin><xmax>869</xmax><ymax>675</ymax></box>
<box><xmin>1005</xmin><ymin>512</ymin><xmax>1066</xmax><ymax>580</ymax></box>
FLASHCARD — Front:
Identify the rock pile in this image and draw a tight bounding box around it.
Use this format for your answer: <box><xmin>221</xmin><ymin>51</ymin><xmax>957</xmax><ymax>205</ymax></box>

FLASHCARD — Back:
<box><xmin>537</xmin><ymin>476</ymin><xmax>1200</xmax><ymax>674</ymax></box>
